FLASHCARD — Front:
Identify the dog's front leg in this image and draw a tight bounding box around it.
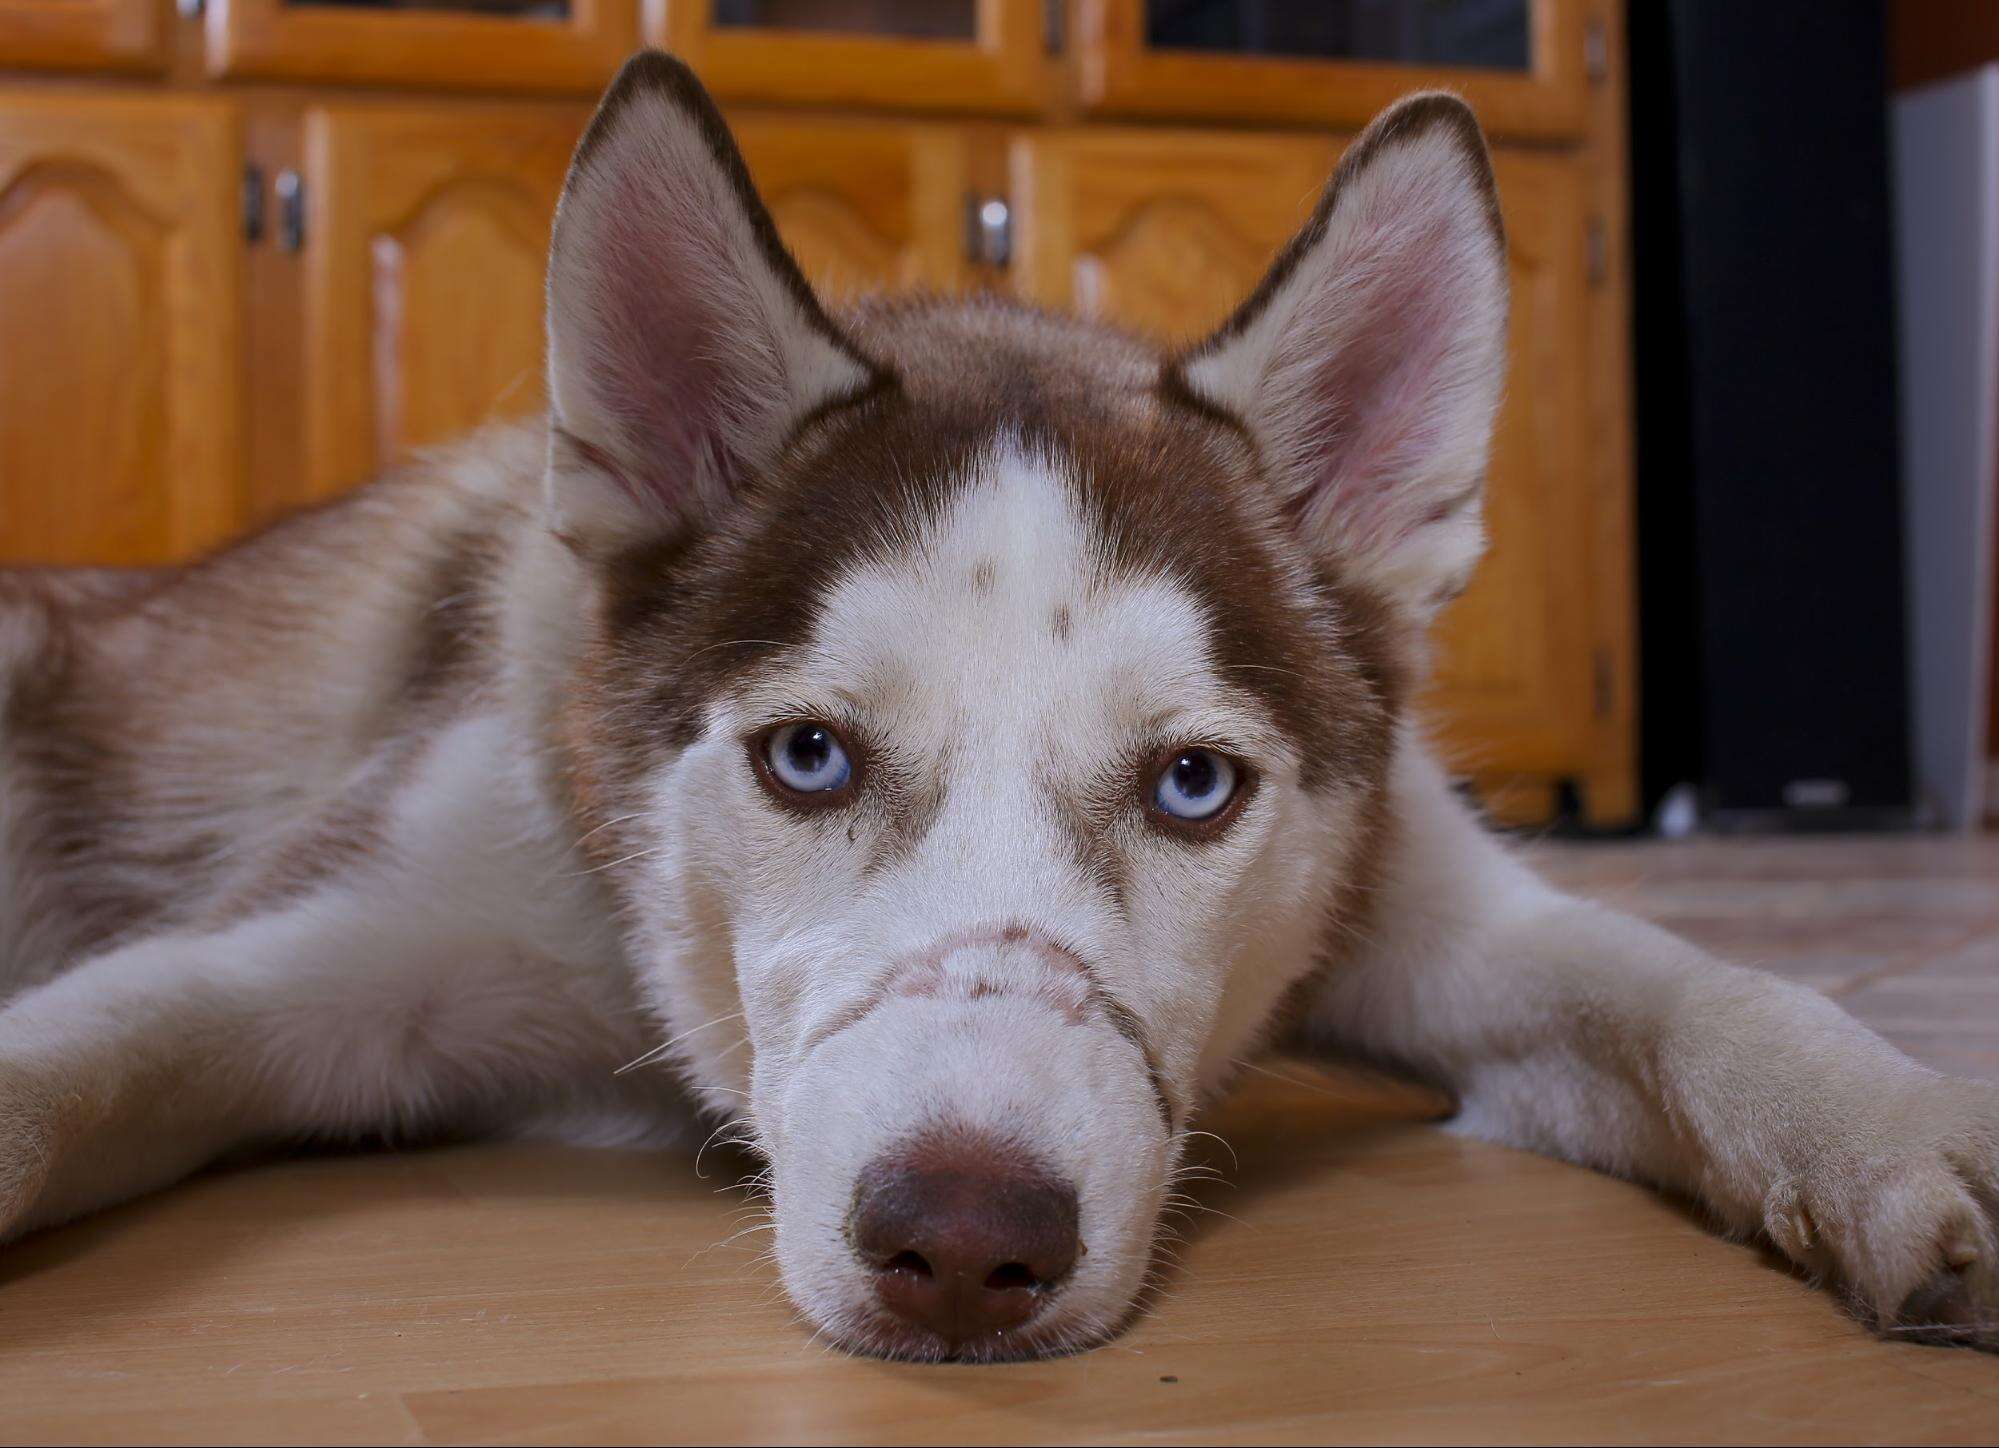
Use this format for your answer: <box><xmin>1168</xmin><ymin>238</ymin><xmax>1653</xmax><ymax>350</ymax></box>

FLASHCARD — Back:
<box><xmin>1302</xmin><ymin>743</ymin><xmax>1999</xmax><ymax>1347</ymax></box>
<box><xmin>0</xmin><ymin>900</ymin><xmax>610</xmax><ymax>1241</ymax></box>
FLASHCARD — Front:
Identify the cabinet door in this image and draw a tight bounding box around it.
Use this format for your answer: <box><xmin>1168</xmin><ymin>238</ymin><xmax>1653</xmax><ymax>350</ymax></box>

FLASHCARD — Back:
<box><xmin>0</xmin><ymin>0</ymin><xmax>165</xmax><ymax>72</ymax></box>
<box><xmin>1424</xmin><ymin>150</ymin><xmax>1596</xmax><ymax>789</ymax></box>
<box><xmin>301</xmin><ymin>105</ymin><xmax>587</xmax><ymax>501</ymax></box>
<box><xmin>0</xmin><ymin>93</ymin><xmax>242</xmax><ymax>567</ymax></box>
<box><xmin>1010</xmin><ymin>129</ymin><xmax>1334</xmax><ymax>343</ymax></box>
<box><xmin>207</xmin><ymin>0</ymin><xmax>636</xmax><ymax>92</ymax></box>
<box><xmin>1014</xmin><ymin>130</ymin><xmax>1604</xmax><ymax>813</ymax></box>
<box><xmin>302</xmin><ymin>106</ymin><xmax>973</xmax><ymax>500</ymax></box>
<box><xmin>731</xmin><ymin>116</ymin><xmax>972</xmax><ymax>302</ymax></box>
<box><xmin>653</xmin><ymin>0</ymin><xmax>1043</xmax><ymax>114</ymax></box>
<box><xmin>1076</xmin><ymin>0</ymin><xmax>1591</xmax><ymax>141</ymax></box>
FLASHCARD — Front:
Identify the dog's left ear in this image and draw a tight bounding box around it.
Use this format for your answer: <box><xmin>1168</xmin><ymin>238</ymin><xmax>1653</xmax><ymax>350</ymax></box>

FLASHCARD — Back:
<box><xmin>1173</xmin><ymin>93</ymin><xmax>1508</xmax><ymax>620</ymax></box>
<box><xmin>545</xmin><ymin>52</ymin><xmax>882</xmax><ymax>541</ymax></box>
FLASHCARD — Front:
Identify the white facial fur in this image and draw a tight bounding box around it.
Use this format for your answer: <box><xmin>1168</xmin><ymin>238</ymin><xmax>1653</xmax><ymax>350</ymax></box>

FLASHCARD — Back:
<box><xmin>614</xmin><ymin>441</ymin><xmax>1362</xmax><ymax>1354</ymax></box>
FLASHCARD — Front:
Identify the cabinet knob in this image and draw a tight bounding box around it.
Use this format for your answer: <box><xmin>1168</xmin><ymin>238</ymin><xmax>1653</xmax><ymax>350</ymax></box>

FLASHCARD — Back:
<box><xmin>274</xmin><ymin>169</ymin><xmax>306</xmax><ymax>252</ymax></box>
<box><xmin>966</xmin><ymin>194</ymin><xmax>1011</xmax><ymax>269</ymax></box>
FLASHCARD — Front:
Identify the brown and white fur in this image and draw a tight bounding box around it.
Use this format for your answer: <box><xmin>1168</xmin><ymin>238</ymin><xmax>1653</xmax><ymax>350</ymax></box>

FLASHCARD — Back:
<box><xmin>2</xmin><ymin>55</ymin><xmax>1994</xmax><ymax>1361</ymax></box>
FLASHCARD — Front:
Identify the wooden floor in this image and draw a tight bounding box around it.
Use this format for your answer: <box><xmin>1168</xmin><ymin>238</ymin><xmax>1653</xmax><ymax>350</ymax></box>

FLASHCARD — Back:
<box><xmin>3</xmin><ymin>834</ymin><xmax>1997</xmax><ymax>1446</ymax></box>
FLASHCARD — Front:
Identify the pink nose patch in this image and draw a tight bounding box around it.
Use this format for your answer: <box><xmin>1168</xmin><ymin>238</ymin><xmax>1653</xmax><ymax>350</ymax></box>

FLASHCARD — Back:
<box><xmin>883</xmin><ymin>925</ymin><xmax>1092</xmax><ymax>1024</ymax></box>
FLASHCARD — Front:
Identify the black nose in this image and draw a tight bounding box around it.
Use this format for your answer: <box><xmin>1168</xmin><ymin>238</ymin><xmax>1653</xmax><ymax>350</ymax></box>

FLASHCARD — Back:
<box><xmin>849</xmin><ymin>1137</ymin><xmax>1080</xmax><ymax>1350</ymax></box>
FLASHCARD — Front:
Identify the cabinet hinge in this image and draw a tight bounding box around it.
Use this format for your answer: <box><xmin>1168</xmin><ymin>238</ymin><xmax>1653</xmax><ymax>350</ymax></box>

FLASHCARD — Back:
<box><xmin>1586</xmin><ymin>215</ymin><xmax>1608</xmax><ymax>285</ymax></box>
<box><xmin>275</xmin><ymin>169</ymin><xmax>306</xmax><ymax>253</ymax></box>
<box><xmin>965</xmin><ymin>193</ymin><xmax>1011</xmax><ymax>268</ymax></box>
<box><xmin>241</xmin><ymin>164</ymin><xmax>265</xmax><ymax>244</ymax></box>
<box><xmin>1585</xmin><ymin>15</ymin><xmax>1609</xmax><ymax>83</ymax></box>
<box><xmin>1592</xmin><ymin>647</ymin><xmax>1616</xmax><ymax>720</ymax></box>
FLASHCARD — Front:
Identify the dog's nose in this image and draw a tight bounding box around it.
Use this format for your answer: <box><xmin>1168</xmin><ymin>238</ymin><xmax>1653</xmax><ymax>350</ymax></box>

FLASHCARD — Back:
<box><xmin>849</xmin><ymin>1139</ymin><xmax>1080</xmax><ymax>1349</ymax></box>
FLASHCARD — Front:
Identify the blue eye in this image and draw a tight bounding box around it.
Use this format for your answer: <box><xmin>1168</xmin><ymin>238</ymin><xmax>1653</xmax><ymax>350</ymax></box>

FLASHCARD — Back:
<box><xmin>1154</xmin><ymin>748</ymin><xmax>1240</xmax><ymax>822</ymax></box>
<box><xmin>764</xmin><ymin>722</ymin><xmax>853</xmax><ymax>796</ymax></box>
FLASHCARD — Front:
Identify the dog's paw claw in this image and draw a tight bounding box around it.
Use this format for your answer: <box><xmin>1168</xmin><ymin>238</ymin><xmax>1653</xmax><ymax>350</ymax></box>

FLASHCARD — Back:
<box><xmin>0</xmin><ymin>1070</ymin><xmax>60</xmax><ymax>1244</ymax></box>
<box><xmin>1892</xmin><ymin>1266</ymin><xmax>1987</xmax><ymax>1348</ymax></box>
<box><xmin>1761</xmin><ymin>1077</ymin><xmax>1999</xmax><ymax>1350</ymax></box>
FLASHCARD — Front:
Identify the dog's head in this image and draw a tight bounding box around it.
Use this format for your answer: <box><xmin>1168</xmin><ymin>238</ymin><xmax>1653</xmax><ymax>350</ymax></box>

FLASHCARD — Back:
<box><xmin>544</xmin><ymin>53</ymin><xmax>1506</xmax><ymax>1360</ymax></box>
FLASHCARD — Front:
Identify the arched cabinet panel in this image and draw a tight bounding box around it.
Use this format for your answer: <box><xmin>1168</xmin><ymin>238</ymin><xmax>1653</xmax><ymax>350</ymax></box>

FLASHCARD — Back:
<box><xmin>0</xmin><ymin>94</ymin><xmax>241</xmax><ymax>566</ymax></box>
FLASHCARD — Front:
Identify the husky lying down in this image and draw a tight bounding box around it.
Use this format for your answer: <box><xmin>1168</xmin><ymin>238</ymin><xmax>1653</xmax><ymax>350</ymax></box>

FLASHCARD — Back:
<box><xmin>2</xmin><ymin>54</ymin><xmax>1993</xmax><ymax>1361</ymax></box>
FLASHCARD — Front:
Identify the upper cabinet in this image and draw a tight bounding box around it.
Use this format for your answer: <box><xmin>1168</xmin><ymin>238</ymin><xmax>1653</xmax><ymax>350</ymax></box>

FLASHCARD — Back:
<box><xmin>0</xmin><ymin>0</ymin><xmax>166</xmax><ymax>73</ymax></box>
<box><xmin>1075</xmin><ymin>0</ymin><xmax>1592</xmax><ymax>140</ymax></box>
<box><xmin>207</xmin><ymin>0</ymin><xmax>637</xmax><ymax>91</ymax></box>
<box><xmin>652</xmin><ymin>0</ymin><xmax>1045</xmax><ymax>113</ymax></box>
<box><xmin>0</xmin><ymin>92</ymin><xmax>242</xmax><ymax>566</ymax></box>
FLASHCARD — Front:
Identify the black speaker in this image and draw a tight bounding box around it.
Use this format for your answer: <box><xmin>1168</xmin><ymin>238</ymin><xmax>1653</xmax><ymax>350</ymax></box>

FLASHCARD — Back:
<box><xmin>1629</xmin><ymin>0</ymin><xmax>1914</xmax><ymax>828</ymax></box>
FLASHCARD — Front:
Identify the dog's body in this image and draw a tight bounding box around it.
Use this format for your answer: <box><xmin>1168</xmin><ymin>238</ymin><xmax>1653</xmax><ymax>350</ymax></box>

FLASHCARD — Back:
<box><xmin>3</xmin><ymin>55</ymin><xmax>1995</xmax><ymax>1360</ymax></box>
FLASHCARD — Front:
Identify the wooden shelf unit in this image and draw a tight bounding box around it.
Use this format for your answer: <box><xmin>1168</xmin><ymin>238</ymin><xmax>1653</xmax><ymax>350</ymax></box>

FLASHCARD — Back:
<box><xmin>0</xmin><ymin>0</ymin><xmax>1637</xmax><ymax>825</ymax></box>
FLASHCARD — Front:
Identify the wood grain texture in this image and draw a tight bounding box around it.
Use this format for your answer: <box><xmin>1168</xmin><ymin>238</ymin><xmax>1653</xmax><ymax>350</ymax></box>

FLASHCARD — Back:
<box><xmin>651</xmin><ymin>0</ymin><xmax>1046</xmax><ymax>115</ymax></box>
<box><xmin>0</xmin><ymin>0</ymin><xmax>165</xmax><ymax>74</ymax></box>
<box><xmin>302</xmin><ymin>103</ymin><xmax>586</xmax><ymax>502</ymax></box>
<box><xmin>298</xmin><ymin>104</ymin><xmax>971</xmax><ymax>503</ymax></box>
<box><xmin>1009</xmin><ymin>127</ymin><xmax>1336</xmax><ymax>340</ymax></box>
<box><xmin>729</xmin><ymin>115</ymin><xmax>972</xmax><ymax>302</ymax></box>
<box><xmin>1426</xmin><ymin>147</ymin><xmax>1596</xmax><ymax>780</ymax></box>
<box><xmin>206</xmin><ymin>0</ymin><xmax>637</xmax><ymax>93</ymax></box>
<box><xmin>1074</xmin><ymin>0</ymin><xmax>1590</xmax><ymax>141</ymax></box>
<box><xmin>1</xmin><ymin>835</ymin><xmax>1995</xmax><ymax>1445</ymax></box>
<box><xmin>1576</xmin><ymin>0</ymin><xmax>1639</xmax><ymax>827</ymax></box>
<box><xmin>0</xmin><ymin>90</ymin><xmax>242</xmax><ymax>566</ymax></box>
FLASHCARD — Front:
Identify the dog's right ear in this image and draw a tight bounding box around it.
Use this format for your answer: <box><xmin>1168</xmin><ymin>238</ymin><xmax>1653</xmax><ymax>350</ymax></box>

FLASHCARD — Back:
<box><xmin>545</xmin><ymin>52</ymin><xmax>882</xmax><ymax>543</ymax></box>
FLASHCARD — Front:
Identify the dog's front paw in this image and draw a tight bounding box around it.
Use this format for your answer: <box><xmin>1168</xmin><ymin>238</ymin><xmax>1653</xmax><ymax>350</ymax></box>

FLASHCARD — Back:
<box><xmin>1762</xmin><ymin>1076</ymin><xmax>1999</xmax><ymax>1349</ymax></box>
<box><xmin>0</xmin><ymin>1062</ymin><xmax>60</xmax><ymax>1243</ymax></box>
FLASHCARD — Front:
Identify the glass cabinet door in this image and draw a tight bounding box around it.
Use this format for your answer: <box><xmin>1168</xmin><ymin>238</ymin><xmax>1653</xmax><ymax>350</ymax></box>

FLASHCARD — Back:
<box><xmin>652</xmin><ymin>0</ymin><xmax>1044</xmax><ymax>113</ymax></box>
<box><xmin>206</xmin><ymin>0</ymin><xmax>637</xmax><ymax>91</ymax></box>
<box><xmin>1077</xmin><ymin>0</ymin><xmax>1592</xmax><ymax>140</ymax></box>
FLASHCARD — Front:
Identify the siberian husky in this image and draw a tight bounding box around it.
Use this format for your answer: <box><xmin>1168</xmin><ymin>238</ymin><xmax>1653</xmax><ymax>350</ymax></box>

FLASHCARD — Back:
<box><xmin>2</xmin><ymin>54</ymin><xmax>1993</xmax><ymax>1361</ymax></box>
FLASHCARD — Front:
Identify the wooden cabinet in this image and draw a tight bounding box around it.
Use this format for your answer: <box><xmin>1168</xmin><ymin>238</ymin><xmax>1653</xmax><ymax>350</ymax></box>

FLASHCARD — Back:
<box><xmin>0</xmin><ymin>0</ymin><xmax>165</xmax><ymax>73</ymax></box>
<box><xmin>1015</xmin><ymin>130</ymin><xmax>1608</xmax><ymax>817</ymax></box>
<box><xmin>207</xmin><ymin>0</ymin><xmax>637</xmax><ymax>92</ymax></box>
<box><xmin>1011</xmin><ymin>129</ymin><xmax>1333</xmax><ymax>342</ymax></box>
<box><xmin>730</xmin><ymin>117</ymin><xmax>973</xmax><ymax>299</ymax></box>
<box><xmin>301</xmin><ymin>105</ymin><xmax>586</xmax><ymax>501</ymax></box>
<box><xmin>653</xmin><ymin>0</ymin><xmax>1045</xmax><ymax>114</ymax></box>
<box><xmin>0</xmin><ymin>1</ymin><xmax>1636</xmax><ymax>821</ymax></box>
<box><xmin>0</xmin><ymin>92</ymin><xmax>241</xmax><ymax>566</ymax></box>
<box><xmin>298</xmin><ymin>107</ymin><xmax>971</xmax><ymax>501</ymax></box>
<box><xmin>1076</xmin><ymin>0</ymin><xmax>1592</xmax><ymax>140</ymax></box>
<box><xmin>1427</xmin><ymin>151</ymin><xmax>1597</xmax><ymax>792</ymax></box>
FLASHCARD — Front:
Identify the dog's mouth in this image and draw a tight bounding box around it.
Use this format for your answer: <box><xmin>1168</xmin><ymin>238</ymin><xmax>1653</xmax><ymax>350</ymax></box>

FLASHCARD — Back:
<box><xmin>840</xmin><ymin>1295</ymin><xmax>1094</xmax><ymax>1364</ymax></box>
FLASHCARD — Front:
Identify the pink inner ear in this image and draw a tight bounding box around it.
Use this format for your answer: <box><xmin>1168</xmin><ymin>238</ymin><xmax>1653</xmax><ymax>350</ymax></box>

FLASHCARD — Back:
<box><xmin>1277</xmin><ymin>184</ymin><xmax>1495</xmax><ymax>556</ymax></box>
<box><xmin>579</xmin><ymin>160</ymin><xmax>784</xmax><ymax>513</ymax></box>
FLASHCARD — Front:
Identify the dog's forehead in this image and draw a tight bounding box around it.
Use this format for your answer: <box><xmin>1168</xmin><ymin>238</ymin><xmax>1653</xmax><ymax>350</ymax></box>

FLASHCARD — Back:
<box><xmin>602</xmin><ymin>301</ymin><xmax>1397</xmax><ymax>795</ymax></box>
<box><xmin>787</xmin><ymin>441</ymin><xmax>1242</xmax><ymax>752</ymax></box>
